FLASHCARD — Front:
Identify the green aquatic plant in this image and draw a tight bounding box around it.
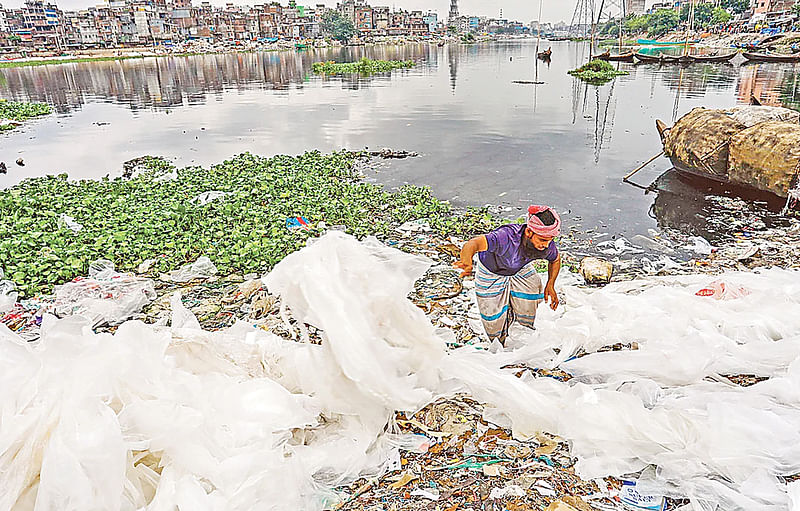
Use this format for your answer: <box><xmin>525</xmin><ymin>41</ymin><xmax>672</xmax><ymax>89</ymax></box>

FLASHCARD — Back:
<box><xmin>0</xmin><ymin>151</ymin><xmax>499</xmax><ymax>296</ymax></box>
<box><xmin>0</xmin><ymin>99</ymin><xmax>51</xmax><ymax>130</ymax></box>
<box><xmin>312</xmin><ymin>57</ymin><xmax>415</xmax><ymax>76</ymax></box>
<box><xmin>568</xmin><ymin>59</ymin><xmax>629</xmax><ymax>85</ymax></box>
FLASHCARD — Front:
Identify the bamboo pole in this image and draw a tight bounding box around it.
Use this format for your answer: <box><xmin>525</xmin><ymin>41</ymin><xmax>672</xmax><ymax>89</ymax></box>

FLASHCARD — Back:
<box><xmin>623</xmin><ymin>151</ymin><xmax>665</xmax><ymax>181</ymax></box>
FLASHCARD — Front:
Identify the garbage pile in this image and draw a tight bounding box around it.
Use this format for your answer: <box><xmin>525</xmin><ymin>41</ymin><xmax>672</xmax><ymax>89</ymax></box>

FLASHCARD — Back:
<box><xmin>3</xmin><ymin>232</ymin><xmax>800</xmax><ymax>511</ymax></box>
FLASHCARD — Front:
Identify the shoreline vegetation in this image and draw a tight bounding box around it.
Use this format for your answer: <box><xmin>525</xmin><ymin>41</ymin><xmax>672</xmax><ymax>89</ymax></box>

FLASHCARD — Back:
<box><xmin>568</xmin><ymin>59</ymin><xmax>629</xmax><ymax>85</ymax></box>
<box><xmin>0</xmin><ymin>152</ymin><xmax>498</xmax><ymax>297</ymax></box>
<box><xmin>0</xmin><ymin>99</ymin><xmax>51</xmax><ymax>131</ymax></box>
<box><xmin>312</xmin><ymin>57</ymin><xmax>415</xmax><ymax>75</ymax></box>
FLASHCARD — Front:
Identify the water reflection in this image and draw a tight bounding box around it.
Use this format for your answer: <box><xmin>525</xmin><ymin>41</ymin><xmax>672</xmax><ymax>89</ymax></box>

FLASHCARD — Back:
<box><xmin>0</xmin><ymin>44</ymin><xmax>438</xmax><ymax>113</ymax></box>
<box><xmin>648</xmin><ymin>169</ymin><xmax>788</xmax><ymax>241</ymax></box>
<box><xmin>738</xmin><ymin>62</ymin><xmax>800</xmax><ymax>110</ymax></box>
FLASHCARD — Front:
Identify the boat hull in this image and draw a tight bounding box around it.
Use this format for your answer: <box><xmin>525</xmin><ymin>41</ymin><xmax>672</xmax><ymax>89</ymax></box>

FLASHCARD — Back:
<box><xmin>743</xmin><ymin>52</ymin><xmax>800</xmax><ymax>63</ymax></box>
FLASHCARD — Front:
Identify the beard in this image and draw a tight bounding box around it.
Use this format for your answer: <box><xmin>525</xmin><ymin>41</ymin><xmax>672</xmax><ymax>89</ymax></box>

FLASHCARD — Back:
<box><xmin>521</xmin><ymin>235</ymin><xmax>540</xmax><ymax>257</ymax></box>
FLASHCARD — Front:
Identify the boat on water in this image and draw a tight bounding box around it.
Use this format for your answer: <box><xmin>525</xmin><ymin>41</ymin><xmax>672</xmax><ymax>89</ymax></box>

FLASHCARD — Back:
<box><xmin>634</xmin><ymin>52</ymin><xmax>682</xmax><ymax>64</ymax></box>
<box><xmin>742</xmin><ymin>52</ymin><xmax>800</xmax><ymax>63</ymax></box>
<box><xmin>537</xmin><ymin>48</ymin><xmax>552</xmax><ymax>60</ymax></box>
<box><xmin>686</xmin><ymin>53</ymin><xmax>738</xmax><ymax>63</ymax></box>
<box><xmin>593</xmin><ymin>50</ymin><xmax>635</xmax><ymax>62</ymax></box>
<box><xmin>656</xmin><ymin>106</ymin><xmax>800</xmax><ymax>207</ymax></box>
<box><xmin>637</xmin><ymin>38</ymin><xmax>698</xmax><ymax>47</ymax></box>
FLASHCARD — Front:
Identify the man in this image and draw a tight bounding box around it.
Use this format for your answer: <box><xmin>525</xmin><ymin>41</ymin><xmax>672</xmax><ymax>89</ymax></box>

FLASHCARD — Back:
<box><xmin>454</xmin><ymin>205</ymin><xmax>561</xmax><ymax>344</ymax></box>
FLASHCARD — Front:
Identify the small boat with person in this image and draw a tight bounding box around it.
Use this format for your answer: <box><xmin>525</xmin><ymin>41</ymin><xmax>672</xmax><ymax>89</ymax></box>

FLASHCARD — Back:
<box><xmin>537</xmin><ymin>47</ymin><xmax>552</xmax><ymax>60</ymax></box>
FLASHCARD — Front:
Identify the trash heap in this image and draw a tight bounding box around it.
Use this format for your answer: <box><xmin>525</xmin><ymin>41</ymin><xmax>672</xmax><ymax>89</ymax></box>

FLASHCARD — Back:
<box><xmin>3</xmin><ymin>232</ymin><xmax>800</xmax><ymax>511</ymax></box>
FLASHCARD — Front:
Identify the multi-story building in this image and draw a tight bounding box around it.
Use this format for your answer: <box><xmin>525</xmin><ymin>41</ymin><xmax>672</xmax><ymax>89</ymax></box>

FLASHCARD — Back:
<box><xmin>625</xmin><ymin>0</ymin><xmax>646</xmax><ymax>15</ymax></box>
<box><xmin>0</xmin><ymin>0</ymin><xmax>529</xmax><ymax>49</ymax></box>
<box><xmin>422</xmin><ymin>11</ymin><xmax>437</xmax><ymax>32</ymax></box>
<box><xmin>354</xmin><ymin>5</ymin><xmax>372</xmax><ymax>31</ymax></box>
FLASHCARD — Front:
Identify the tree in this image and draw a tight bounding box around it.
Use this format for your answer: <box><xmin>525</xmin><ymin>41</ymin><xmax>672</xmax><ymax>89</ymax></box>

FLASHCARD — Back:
<box><xmin>712</xmin><ymin>7</ymin><xmax>732</xmax><ymax>25</ymax></box>
<box><xmin>321</xmin><ymin>11</ymin><xmax>356</xmax><ymax>43</ymax></box>
<box><xmin>720</xmin><ymin>0</ymin><xmax>750</xmax><ymax>14</ymax></box>
<box><xmin>793</xmin><ymin>3</ymin><xmax>800</xmax><ymax>17</ymax></box>
<box><xmin>680</xmin><ymin>4</ymin><xmax>714</xmax><ymax>28</ymax></box>
<box><xmin>649</xmin><ymin>9</ymin><xmax>680</xmax><ymax>37</ymax></box>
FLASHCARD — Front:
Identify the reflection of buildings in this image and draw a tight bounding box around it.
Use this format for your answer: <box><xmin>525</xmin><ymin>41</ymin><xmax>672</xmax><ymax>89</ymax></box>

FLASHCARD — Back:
<box><xmin>737</xmin><ymin>63</ymin><xmax>800</xmax><ymax>111</ymax></box>
<box><xmin>447</xmin><ymin>44</ymin><xmax>458</xmax><ymax>92</ymax></box>
<box><xmin>660</xmin><ymin>63</ymin><xmax>738</xmax><ymax>98</ymax></box>
<box><xmin>0</xmin><ymin>44</ymin><xmax>433</xmax><ymax>112</ymax></box>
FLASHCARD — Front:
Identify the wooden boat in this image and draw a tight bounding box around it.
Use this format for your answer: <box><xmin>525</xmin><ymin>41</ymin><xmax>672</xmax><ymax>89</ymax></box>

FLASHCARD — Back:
<box><xmin>437</xmin><ymin>41</ymin><xmax>446</xmax><ymax>47</ymax></box>
<box><xmin>656</xmin><ymin>107</ymin><xmax>800</xmax><ymax>207</ymax></box>
<box><xmin>537</xmin><ymin>48</ymin><xmax>552</xmax><ymax>60</ymax></box>
<box><xmin>742</xmin><ymin>52</ymin><xmax>800</xmax><ymax>63</ymax></box>
<box><xmin>634</xmin><ymin>52</ymin><xmax>682</xmax><ymax>64</ymax></box>
<box><xmin>634</xmin><ymin>52</ymin><xmax>663</xmax><ymax>63</ymax></box>
<box><xmin>593</xmin><ymin>50</ymin><xmax>635</xmax><ymax>62</ymax></box>
<box><xmin>686</xmin><ymin>53</ymin><xmax>737</xmax><ymax>63</ymax></box>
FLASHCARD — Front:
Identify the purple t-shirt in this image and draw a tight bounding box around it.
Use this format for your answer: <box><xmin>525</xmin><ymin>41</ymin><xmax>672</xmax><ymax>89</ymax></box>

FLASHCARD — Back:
<box><xmin>478</xmin><ymin>223</ymin><xmax>559</xmax><ymax>276</ymax></box>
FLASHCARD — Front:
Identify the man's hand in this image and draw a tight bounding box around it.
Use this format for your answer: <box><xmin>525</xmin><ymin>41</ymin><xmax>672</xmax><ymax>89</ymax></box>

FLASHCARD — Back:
<box><xmin>453</xmin><ymin>261</ymin><xmax>473</xmax><ymax>278</ymax></box>
<box><xmin>544</xmin><ymin>284</ymin><xmax>559</xmax><ymax>310</ymax></box>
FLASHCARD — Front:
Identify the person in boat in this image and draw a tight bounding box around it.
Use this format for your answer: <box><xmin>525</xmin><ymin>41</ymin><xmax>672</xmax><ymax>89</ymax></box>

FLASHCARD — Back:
<box><xmin>454</xmin><ymin>205</ymin><xmax>562</xmax><ymax>344</ymax></box>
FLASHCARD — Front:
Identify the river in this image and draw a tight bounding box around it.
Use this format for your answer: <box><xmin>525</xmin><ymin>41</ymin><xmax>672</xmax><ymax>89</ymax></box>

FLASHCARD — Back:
<box><xmin>1</xmin><ymin>40</ymin><xmax>798</xmax><ymax>245</ymax></box>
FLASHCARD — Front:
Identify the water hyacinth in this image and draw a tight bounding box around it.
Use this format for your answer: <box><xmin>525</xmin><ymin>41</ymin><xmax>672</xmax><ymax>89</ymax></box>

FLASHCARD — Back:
<box><xmin>568</xmin><ymin>59</ymin><xmax>629</xmax><ymax>85</ymax></box>
<box><xmin>312</xmin><ymin>57</ymin><xmax>415</xmax><ymax>75</ymax></box>
<box><xmin>0</xmin><ymin>99</ymin><xmax>51</xmax><ymax>130</ymax></box>
<box><xmin>0</xmin><ymin>151</ymin><xmax>499</xmax><ymax>296</ymax></box>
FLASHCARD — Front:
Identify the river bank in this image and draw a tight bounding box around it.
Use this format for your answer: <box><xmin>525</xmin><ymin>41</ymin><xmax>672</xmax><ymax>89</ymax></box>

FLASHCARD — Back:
<box><xmin>2</xmin><ymin>149</ymin><xmax>800</xmax><ymax>509</ymax></box>
<box><xmin>0</xmin><ymin>34</ymin><xmax>485</xmax><ymax>69</ymax></box>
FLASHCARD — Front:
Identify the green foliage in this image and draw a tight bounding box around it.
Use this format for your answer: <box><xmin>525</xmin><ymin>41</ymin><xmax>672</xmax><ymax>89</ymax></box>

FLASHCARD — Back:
<box><xmin>461</xmin><ymin>32</ymin><xmax>476</xmax><ymax>43</ymax></box>
<box><xmin>793</xmin><ymin>3</ymin><xmax>800</xmax><ymax>17</ymax></box>
<box><xmin>0</xmin><ymin>99</ymin><xmax>51</xmax><ymax>131</ymax></box>
<box><xmin>0</xmin><ymin>151</ymin><xmax>498</xmax><ymax>297</ymax></box>
<box><xmin>680</xmin><ymin>4</ymin><xmax>714</xmax><ymax>27</ymax></box>
<box><xmin>321</xmin><ymin>10</ymin><xmax>356</xmax><ymax>43</ymax></box>
<box><xmin>721</xmin><ymin>0</ymin><xmax>750</xmax><ymax>14</ymax></box>
<box><xmin>568</xmin><ymin>59</ymin><xmax>629</xmax><ymax>85</ymax></box>
<box><xmin>648</xmin><ymin>9</ymin><xmax>680</xmax><ymax>37</ymax></box>
<box><xmin>312</xmin><ymin>57</ymin><xmax>415</xmax><ymax>75</ymax></box>
<box><xmin>711</xmin><ymin>7</ymin><xmax>732</xmax><ymax>25</ymax></box>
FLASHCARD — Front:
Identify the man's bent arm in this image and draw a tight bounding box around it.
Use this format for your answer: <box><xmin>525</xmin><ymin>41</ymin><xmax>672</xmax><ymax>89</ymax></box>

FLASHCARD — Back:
<box><xmin>547</xmin><ymin>254</ymin><xmax>561</xmax><ymax>288</ymax></box>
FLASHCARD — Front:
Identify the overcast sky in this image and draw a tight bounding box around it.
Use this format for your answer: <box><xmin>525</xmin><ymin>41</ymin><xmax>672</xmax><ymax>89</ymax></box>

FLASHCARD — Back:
<box><xmin>1</xmin><ymin>0</ymin><xmax>660</xmax><ymax>24</ymax></box>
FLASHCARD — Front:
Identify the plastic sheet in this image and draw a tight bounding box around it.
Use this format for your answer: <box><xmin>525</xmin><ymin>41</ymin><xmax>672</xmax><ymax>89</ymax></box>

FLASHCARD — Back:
<box><xmin>0</xmin><ymin>269</ymin><xmax>17</xmax><ymax>314</ymax></box>
<box><xmin>3</xmin><ymin>233</ymin><xmax>800</xmax><ymax>510</ymax></box>
<box><xmin>165</xmin><ymin>256</ymin><xmax>218</xmax><ymax>282</ymax></box>
<box><xmin>52</xmin><ymin>260</ymin><xmax>157</xmax><ymax>326</ymax></box>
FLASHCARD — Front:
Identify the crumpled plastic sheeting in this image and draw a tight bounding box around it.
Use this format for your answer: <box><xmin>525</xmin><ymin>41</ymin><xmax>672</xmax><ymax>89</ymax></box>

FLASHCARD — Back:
<box><xmin>52</xmin><ymin>260</ymin><xmax>157</xmax><ymax>327</ymax></box>
<box><xmin>3</xmin><ymin>232</ymin><xmax>800</xmax><ymax>511</ymax></box>
<box><xmin>0</xmin><ymin>232</ymin><xmax>445</xmax><ymax>510</ymax></box>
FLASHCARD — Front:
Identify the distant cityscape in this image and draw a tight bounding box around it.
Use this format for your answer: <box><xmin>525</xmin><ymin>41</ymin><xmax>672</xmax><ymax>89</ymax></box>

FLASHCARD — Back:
<box><xmin>0</xmin><ymin>0</ymin><xmax>797</xmax><ymax>51</ymax></box>
<box><xmin>0</xmin><ymin>0</ymin><xmax>533</xmax><ymax>50</ymax></box>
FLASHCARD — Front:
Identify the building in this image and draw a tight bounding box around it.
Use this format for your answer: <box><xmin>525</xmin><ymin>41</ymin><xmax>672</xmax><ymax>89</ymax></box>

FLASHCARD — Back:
<box><xmin>422</xmin><ymin>11</ymin><xmax>436</xmax><ymax>32</ymax></box>
<box><xmin>625</xmin><ymin>0</ymin><xmax>646</xmax><ymax>15</ymax></box>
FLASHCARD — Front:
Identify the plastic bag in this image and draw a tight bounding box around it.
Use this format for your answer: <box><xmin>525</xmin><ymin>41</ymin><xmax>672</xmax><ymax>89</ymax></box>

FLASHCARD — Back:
<box><xmin>0</xmin><ymin>279</ymin><xmax>17</xmax><ymax>314</ymax></box>
<box><xmin>57</xmin><ymin>213</ymin><xmax>83</xmax><ymax>233</ymax></box>
<box><xmin>164</xmin><ymin>257</ymin><xmax>217</xmax><ymax>282</ymax></box>
<box><xmin>695</xmin><ymin>280</ymin><xmax>751</xmax><ymax>300</ymax></box>
<box><xmin>193</xmin><ymin>191</ymin><xmax>228</xmax><ymax>205</ymax></box>
<box><xmin>53</xmin><ymin>260</ymin><xmax>156</xmax><ymax>326</ymax></box>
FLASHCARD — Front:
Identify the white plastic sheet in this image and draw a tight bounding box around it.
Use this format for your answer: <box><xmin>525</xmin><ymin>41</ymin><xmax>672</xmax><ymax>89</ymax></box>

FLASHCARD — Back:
<box><xmin>3</xmin><ymin>232</ymin><xmax>800</xmax><ymax>510</ymax></box>
<box><xmin>52</xmin><ymin>260</ymin><xmax>157</xmax><ymax>326</ymax></box>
